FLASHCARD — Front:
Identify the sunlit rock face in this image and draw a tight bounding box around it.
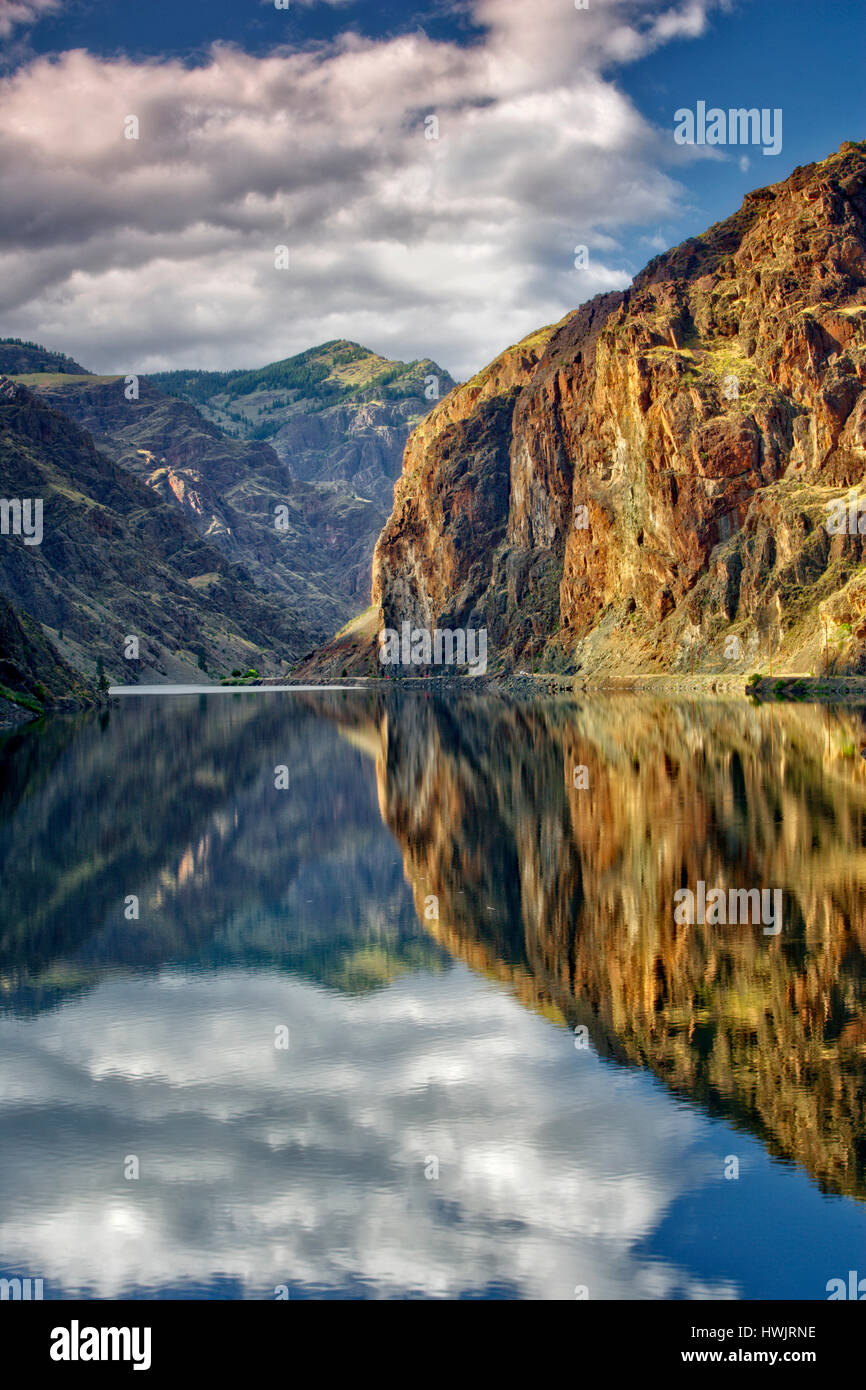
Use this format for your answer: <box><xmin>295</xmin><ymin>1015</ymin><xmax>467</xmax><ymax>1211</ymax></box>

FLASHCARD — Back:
<box><xmin>372</xmin><ymin>329</ymin><xmax>556</xmax><ymax>636</ymax></box>
<box><xmin>323</xmin><ymin>691</ymin><xmax>866</xmax><ymax>1199</ymax></box>
<box><xmin>373</xmin><ymin>143</ymin><xmax>866</xmax><ymax>675</ymax></box>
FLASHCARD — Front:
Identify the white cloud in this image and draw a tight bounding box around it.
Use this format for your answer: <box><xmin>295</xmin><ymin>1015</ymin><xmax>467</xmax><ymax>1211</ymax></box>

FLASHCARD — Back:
<box><xmin>0</xmin><ymin>0</ymin><xmax>58</xmax><ymax>39</ymax></box>
<box><xmin>0</xmin><ymin>965</ymin><xmax>737</xmax><ymax>1298</ymax></box>
<box><xmin>0</xmin><ymin>1</ymin><xmax>722</xmax><ymax>377</ymax></box>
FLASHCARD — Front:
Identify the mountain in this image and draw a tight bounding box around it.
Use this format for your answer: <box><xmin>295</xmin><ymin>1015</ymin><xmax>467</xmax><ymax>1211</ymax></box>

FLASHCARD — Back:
<box><xmin>27</xmin><ymin>373</ymin><xmax>364</xmax><ymax>628</ymax></box>
<box><xmin>0</xmin><ymin>334</ymin><xmax>455</xmax><ymax>708</ymax></box>
<box><xmin>0</xmin><ymin>377</ymin><xmax>317</xmax><ymax>691</ymax></box>
<box><xmin>150</xmin><ymin>340</ymin><xmax>455</xmax><ymax>510</ymax></box>
<box><xmin>0</xmin><ymin>592</ymin><xmax>91</xmax><ymax>721</ymax></box>
<box><xmin>0</xmin><ymin>339</ymin><xmax>90</xmax><ymax>378</ymax></box>
<box><xmin>21</xmin><ymin>341</ymin><xmax>453</xmax><ymax>621</ymax></box>
<box><xmin>354</xmin><ymin>141</ymin><xmax>866</xmax><ymax>678</ymax></box>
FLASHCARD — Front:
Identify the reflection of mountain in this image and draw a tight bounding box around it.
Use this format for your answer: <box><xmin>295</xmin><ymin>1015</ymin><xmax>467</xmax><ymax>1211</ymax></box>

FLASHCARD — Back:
<box><xmin>313</xmin><ymin>692</ymin><xmax>866</xmax><ymax>1200</ymax></box>
<box><xmin>4</xmin><ymin>691</ymin><xmax>866</xmax><ymax>1204</ymax></box>
<box><xmin>0</xmin><ymin>696</ymin><xmax>443</xmax><ymax>1014</ymax></box>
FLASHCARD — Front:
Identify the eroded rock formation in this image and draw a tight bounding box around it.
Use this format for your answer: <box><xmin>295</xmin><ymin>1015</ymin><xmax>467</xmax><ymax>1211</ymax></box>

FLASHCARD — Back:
<box><xmin>372</xmin><ymin>142</ymin><xmax>866</xmax><ymax>676</ymax></box>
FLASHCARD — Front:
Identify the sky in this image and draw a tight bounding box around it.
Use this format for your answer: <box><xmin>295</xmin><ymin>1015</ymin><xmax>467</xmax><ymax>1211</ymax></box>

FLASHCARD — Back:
<box><xmin>0</xmin><ymin>0</ymin><xmax>862</xmax><ymax>380</ymax></box>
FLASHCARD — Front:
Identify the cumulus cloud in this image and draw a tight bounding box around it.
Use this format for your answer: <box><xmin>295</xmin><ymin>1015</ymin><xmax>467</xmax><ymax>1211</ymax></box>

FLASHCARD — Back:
<box><xmin>0</xmin><ymin>965</ymin><xmax>738</xmax><ymax>1298</ymax></box>
<box><xmin>0</xmin><ymin>0</ymin><xmax>58</xmax><ymax>38</ymax></box>
<box><xmin>0</xmin><ymin>0</ymin><xmax>722</xmax><ymax>377</ymax></box>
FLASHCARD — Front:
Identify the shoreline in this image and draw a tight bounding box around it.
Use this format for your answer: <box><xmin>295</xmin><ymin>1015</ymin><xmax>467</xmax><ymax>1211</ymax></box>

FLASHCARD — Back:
<box><xmin>267</xmin><ymin>671</ymin><xmax>866</xmax><ymax>703</ymax></box>
<box><xmin>7</xmin><ymin>673</ymin><xmax>866</xmax><ymax>720</ymax></box>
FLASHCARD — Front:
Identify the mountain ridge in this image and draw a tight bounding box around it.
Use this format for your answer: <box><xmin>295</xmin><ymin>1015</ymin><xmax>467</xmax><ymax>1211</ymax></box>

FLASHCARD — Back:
<box><xmin>0</xmin><ymin>336</ymin><xmax>455</xmax><ymax>708</ymax></box>
<box><xmin>0</xmin><ymin>376</ymin><xmax>318</xmax><ymax>694</ymax></box>
<box><xmin>149</xmin><ymin>338</ymin><xmax>456</xmax><ymax>511</ymax></box>
<box><xmin>315</xmin><ymin>139</ymin><xmax>866</xmax><ymax>679</ymax></box>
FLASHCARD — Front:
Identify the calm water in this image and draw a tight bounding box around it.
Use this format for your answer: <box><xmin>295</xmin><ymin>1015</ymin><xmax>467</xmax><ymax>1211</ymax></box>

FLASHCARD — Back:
<box><xmin>1</xmin><ymin>690</ymin><xmax>865</xmax><ymax>1300</ymax></box>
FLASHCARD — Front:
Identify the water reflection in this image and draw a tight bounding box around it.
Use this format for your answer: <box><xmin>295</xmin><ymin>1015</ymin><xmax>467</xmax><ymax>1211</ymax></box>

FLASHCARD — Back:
<box><xmin>360</xmin><ymin>693</ymin><xmax>866</xmax><ymax>1200</ymax></box>
<box><xmin>0</xmin><ymin>692</ymin><xmax>865</xmax><ymax>1299</ymax></box>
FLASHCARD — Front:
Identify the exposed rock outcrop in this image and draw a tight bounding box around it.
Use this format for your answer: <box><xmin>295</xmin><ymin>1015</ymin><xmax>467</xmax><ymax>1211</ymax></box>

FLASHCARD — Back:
<box><xmin>149</xmin><ymin>340</ymin><xmax>454</xmax><ymax>512</ymax></box>
<box><xmin>30</xmin><ymin>342</ymin><xmax>454</xmax><ymax>626</ymax></box>
<box><xmin>30</xmin><ymin>375</ymin><xmax>367</xmax><ymax>629</ymax></box>
<box><xmin>371</xmin><ymin>142</ymin><xmax>866</xmax><ymax>677</ymax></box>
<box><xmin>0</xmin><ymin>593</ymin><xmax>90</xmax><ymax>715</ymax></box>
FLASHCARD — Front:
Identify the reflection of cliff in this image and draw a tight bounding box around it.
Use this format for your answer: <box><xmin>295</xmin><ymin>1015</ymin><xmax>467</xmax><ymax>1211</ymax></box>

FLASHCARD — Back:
<box><xmin>322</xmin><ymin>692</ymin><xmax>866</xmax><ymax>1200</ymax></box>
<box><xmin>6</xmin><ymin>690</ymin><xmax>866</xmax><ymax>1200</ymax></box>
<box><xmin>0</xmin><ymin>697</ymin><xmax>441</xmax><ymax>1014</ymax></box>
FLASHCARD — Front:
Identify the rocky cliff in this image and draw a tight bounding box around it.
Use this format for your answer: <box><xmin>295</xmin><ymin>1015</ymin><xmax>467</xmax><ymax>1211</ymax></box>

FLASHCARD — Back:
<box><xmin>371</xmin><ymin>141</ymin><xmax>866</xmax><ymax>677</ymax></box>
<box><xmin>27</xmin><ymin>341</ymin><xmax>454</xmax><ymax>623</ymax></box>
<box><xmin>0</xmin><ymin>592</ymin><xmax>90</xmax><ymax>719</ymax></box>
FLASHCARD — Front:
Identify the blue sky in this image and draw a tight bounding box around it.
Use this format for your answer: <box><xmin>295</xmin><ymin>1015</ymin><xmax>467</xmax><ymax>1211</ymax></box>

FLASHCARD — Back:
<box><xmin>5</xmin><ymin>0</ymin><xmax>480</xmax><ymax>61</ymax></box>
<box><xmin>0</xmin><ymin>0</ymin><xmax>862</xmax><ymax>377</ymax></box>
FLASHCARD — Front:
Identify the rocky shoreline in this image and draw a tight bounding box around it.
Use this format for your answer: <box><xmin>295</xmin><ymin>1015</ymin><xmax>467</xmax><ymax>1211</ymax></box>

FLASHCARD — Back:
<box><xmin>269</xmin><ymin>671</ymin><xmax>866</xmax><ymax>702</ymax></box>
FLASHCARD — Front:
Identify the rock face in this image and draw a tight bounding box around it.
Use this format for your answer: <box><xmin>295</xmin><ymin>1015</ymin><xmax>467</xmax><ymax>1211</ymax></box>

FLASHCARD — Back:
<box><xmin>268</xmin><ymin>396</ymin><xmax>444</xmax><ymax>511</ymax></box>
<box><xmin>372</xmin><ymin>142</ymin><xmax>866</xmax><ymax>676</ymax></box>
<box><xmin>3</xmin><ymin>338</ymin><xmax>457</xmax><ymax>687</ymax></box>
<box><xmin>0</xmin><ymin>378</ymin><xmax>317</xmax><ymax>686</ymax></box>
<box><xmin>0</xmin><ymin>592</ymin><xmax>90</xmax><ymax>713</ymax></box>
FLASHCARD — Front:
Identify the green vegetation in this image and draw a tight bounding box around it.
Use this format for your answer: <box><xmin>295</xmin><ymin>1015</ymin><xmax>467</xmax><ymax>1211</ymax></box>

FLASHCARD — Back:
<box><xmin>0</xmin><ymin>682</ymin><xmax>44</xmax><ymax>714</ymax></box>
<box><xmin>0</xmin><ymin>338</ymin><xmax>90</xmax><ymax>376</ymax></box>
<box><xmin>149</xmin><ymin>340</ymin><xmax>443</xmax><ymax>425</ymax></box>
<box><xmin>220</xmin><ymin>667</ymin><xmax>260</xmax><ymax>685</ymax></box>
